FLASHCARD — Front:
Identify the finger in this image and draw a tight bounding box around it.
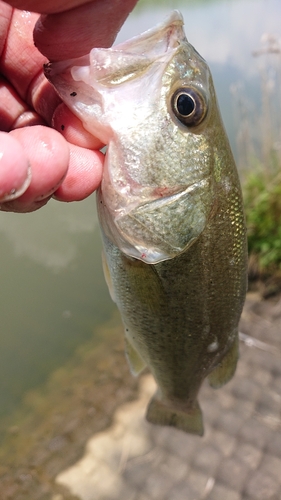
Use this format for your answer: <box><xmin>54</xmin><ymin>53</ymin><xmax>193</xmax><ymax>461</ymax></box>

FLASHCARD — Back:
<box><xmin>0</xmin><ymin>131</ymin><xmax>31</xmax><ymax>201</ymax></box>
<box><xmin>53</xmin><ymin>144</ymin><xmax>103</xmax><ymax>202</ymax></box>
<box><xmin>0</xmin><ymin>125</ymin><xmax>70</xmax><ymax>212</ymax></box>
<box><xmin>34</xmin><ymin>0</ymin><xmax>139</xmax><ymax>60</ymax></box>
<box><xmin>0</xmin><ymin>7</ymin><xmax>62</xmax><ymax>125</ymax></box>
<box><xmin>3</xmin><ymin>0</ymin><xmax>99</xmax><ymax>15</ymax></box>
<box><xmin>52</xmin><ymin>103</ymin><xmax>104</xmax><ymax>149</ymax></box>
<box><xmin>0</xmin><ymin>1</ymin><xmax>12</xmax><ymax>54</ymax></box>
<box><xmin>0</xmin><ymin>10</ymin><xmax>46</xmax><ymax>99</ymax></box>
<box><xmin>0</xmin><ymin>76</ymin><xmax>46</xmax><ymax>130</ymax></box>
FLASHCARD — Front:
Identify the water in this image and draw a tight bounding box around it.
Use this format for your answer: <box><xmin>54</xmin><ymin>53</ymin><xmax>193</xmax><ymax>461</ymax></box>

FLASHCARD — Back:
<box><xmin>0</xmin><ymin>0</ymin><xmax>280</xmax><ymax>496</ymax></box>
<box><xmin>0</xmin><ymin>198</ymin><xmax>113</xmax><ymax>417</ymax></box>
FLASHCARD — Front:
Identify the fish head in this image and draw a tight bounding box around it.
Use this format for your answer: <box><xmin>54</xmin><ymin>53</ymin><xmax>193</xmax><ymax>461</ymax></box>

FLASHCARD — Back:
<box><xmin>45</xmin><ymin>11</ymin><xmax>225</xmax><ymax>264</ymax></box>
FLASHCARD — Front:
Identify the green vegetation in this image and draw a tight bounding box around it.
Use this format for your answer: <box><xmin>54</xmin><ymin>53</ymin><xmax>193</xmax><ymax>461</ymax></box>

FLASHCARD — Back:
<box><xmin>236</xmin><ymin>37</ymin><xmax>281</xmax><ymax>278</ymax></box>
<box><xmin>243</xmin><ymin>164</ymin><xmax>281</xmax><ymax>275</ymax></box>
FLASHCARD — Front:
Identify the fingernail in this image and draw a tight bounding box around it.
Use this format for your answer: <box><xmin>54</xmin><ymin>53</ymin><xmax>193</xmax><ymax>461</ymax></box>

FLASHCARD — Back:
<box><xmin>0</xmin><ymin>165</ymin><xmax>32</xmax><ymax>202</ymax></box>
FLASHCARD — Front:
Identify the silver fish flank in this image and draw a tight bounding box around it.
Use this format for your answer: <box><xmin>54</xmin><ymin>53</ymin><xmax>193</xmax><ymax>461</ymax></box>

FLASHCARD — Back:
<box><xmin>45</xmin><ymin>11</ymin><xmax>248</xmax><ymax>435</ymax></box>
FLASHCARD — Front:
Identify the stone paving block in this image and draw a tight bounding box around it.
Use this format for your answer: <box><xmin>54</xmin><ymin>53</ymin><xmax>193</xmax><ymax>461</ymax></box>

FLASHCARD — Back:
<box><xmin>134</xmin><ymin>492</ymin><xmax>154</xmax><ymax>500</ymax></box>
<box><xmin>265</xmin><ymin>431</ymin><xmax>281</xmax><ymax>458</ymax></box>
<box><xmin>187</xmin><ymin>468</ymin><xmax>210</xmax><ymax>496</ymax></box>
<box><xmin>267</xmin><ymin>354</ymin><xmax>281</xmax><ymax>378</ymax></box>
<box><xmin>164</xmin><ymin>431</ymin><xmax>200</xmax><ymax>462</ymax></box>
<box><xmin>228</xmin><ymin>397</ymin><xmax>256</xmax><ymax>422</ymax></box>
<box><xmin>213</xmin><ymin>388</ymin><xmax>238</xmax><ymax>411</ymax></box>
<box><xmin>244</xmin><ymin>469</ymin><xmax>280</xmax><ymax>500</ymax></box>
<box><xmin>207</xmin><ymin>482</ymin><xmax>242</xmax><ymax>500</ymax></box>
<box><xmin>216</xmin><ymin>456</ymin><xmax>250</xmax><ymax>492</ymax></box>
<box><xmin>259</xmin><ymin>453</ymin><xmax>281</xmax><ymax>481</ymax></box>
<box><xmin>167</xmin><ymin>480</ymin><xmax>198</xmax><ymax>500</ymax></box>
<box><xmin>255</xmin><ymin>390</ymin><xmax>281</xmax><ymax>418</ymax></box>
<box><xmin>200</xmin><ymin>396</ymin><xmax>222</xmax><ymax>426</ymax></box>
<box><xmin>238</xmin><ymin>417</ymin><xmax>272</xmax><ymax>449</ymax></box>
<box><xmin>271</xmin><ymin>375</ymin><xmax>281</xmax><ymax>397</ymax></box>
<box><xmin>231</xmin><ymin>378</ymin><xmax>261</xmax><ymax>402</ymax></box>
<box><xmin>210</xmin><ymin>429</ymin><xmax>236</xmax><ymax>457</ymax></box>
<box><xmin>142</xmin><ymin>469</ymin><xmax>174</xmax><ymax>500</ymax></box>
<box><xmin>246</xmin><ymin>349</ymin><xmax>273</xmax><ymax>372</ymax></box>
<box><xmin>252</xmin><ymin>366</ymin><xmax>272</xmax><ymax>388</ymax></box>
<box><xmin>232</xmin><ymin>442</ymin><xmax>262</xmax><ymax>470</ymax></box>
<box><xmin>243</xmin><ymin>497</ymin><xmax>280</xmax><ymax>500</ymax></box>
<box><xmin>101</xmin><ymin>481</ymin><xmax>137</xmax><ymax>500</ymax></box>
<box><xmin>123</xmin><ymin>460</ymin><xmax>153</xmax><ymax>489</ymax></box>
<box><xmin>214</xmin><ymin>409</ymin><xmax>244</xmax><ymax>436</ymax></box>
<box><xmin>191</xmin><ymin>444</ymin><xmax>221</xmax><ymax>475</ymax></box>
<box><xmin>149</xmin><ymin>426</ymin><xmax>171</xmax><ymax>447</ymax></box>
<box><xmin>159</xmin><ymin>453</ymin><xmax>189</xmax><ymax>482</ymax></box>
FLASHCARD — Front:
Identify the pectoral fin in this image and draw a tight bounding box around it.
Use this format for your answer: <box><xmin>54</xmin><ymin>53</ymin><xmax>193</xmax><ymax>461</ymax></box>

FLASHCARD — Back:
<box><xmin>122</xmin><ymin>255</ymin><xmax>165</xmax><ymax>314</ymax></box>
<box><xmin>124</xmin><ymin>336</ymin><xmax>146</xmax><ymax>376</ymax></box>
<box><xmin>208</xmin><ymin>335</ymin><xmax>239</xmax><ymax>389</ymax></box>
<box><xmin>101</xmin><ymin>250</ymin><xmax>116</xmax><ymax>302</ymax></box>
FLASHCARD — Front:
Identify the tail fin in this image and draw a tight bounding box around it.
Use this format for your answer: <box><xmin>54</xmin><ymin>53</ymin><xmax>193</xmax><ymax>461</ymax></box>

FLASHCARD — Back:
<box><xmin>146</xmin><ymin>393</ymin><xmax>204</xmax><ymax>436</ymax></box>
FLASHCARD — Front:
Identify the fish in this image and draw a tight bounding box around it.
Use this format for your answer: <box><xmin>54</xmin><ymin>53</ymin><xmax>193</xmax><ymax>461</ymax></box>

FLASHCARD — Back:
<box><xmin>44</xmin><ymin>11</ymin><xmax>248</xmax><ymax>435</ymax></box>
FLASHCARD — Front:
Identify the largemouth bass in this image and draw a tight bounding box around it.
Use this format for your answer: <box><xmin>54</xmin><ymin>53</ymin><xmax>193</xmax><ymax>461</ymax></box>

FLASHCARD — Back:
<box><xmin>45</xmin><ymin>11</ymin><xmax>247</xmax><ymax>435</ymax></box>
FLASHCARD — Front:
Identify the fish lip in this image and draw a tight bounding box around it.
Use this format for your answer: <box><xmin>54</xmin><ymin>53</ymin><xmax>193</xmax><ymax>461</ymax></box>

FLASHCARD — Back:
<box><xmin>112</xmin><ymin>10</ymin><xmax>186</xmax><ymax>56</ymax></box>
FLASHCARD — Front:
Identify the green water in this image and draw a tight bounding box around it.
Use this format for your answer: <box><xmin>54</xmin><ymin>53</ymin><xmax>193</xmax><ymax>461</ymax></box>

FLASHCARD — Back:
<box><xmin>0</xmin><ymin>198</ymin><xmax>113</xmax><ymax>418</ymax></box>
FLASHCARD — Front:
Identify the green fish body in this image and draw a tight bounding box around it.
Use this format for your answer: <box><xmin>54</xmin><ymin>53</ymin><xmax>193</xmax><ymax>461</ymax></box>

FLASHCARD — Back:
<box><xmin>45</xmin><ymin>11</ymin><xmax>247</xmax><ymax>435</ymax></box>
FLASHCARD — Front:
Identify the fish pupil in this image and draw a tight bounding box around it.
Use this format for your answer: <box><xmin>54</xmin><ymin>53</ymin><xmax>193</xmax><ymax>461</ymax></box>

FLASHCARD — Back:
<box><xmin>171</xmin><ymin>86</ymin><xmax>207</xmax><ymax>127</ymax></box>
<box><xmin>177</xmin><ymin>93</ymin><xmax>195</xmax><ymax>116</ymax></box>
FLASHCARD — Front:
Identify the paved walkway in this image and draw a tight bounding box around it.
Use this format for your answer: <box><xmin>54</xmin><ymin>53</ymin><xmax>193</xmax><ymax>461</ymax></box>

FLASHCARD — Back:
<box><xmin>55</xmin><ymin>293</ymin><xmax>281</xmax><ymax>500</ymax></box>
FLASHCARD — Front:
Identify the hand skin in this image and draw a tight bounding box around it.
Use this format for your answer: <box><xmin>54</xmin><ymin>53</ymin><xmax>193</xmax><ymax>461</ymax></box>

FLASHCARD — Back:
<box><xmin>0</xmin><ymin>0</ymin><xmax>138</xmax><ymax>212</ymax></box>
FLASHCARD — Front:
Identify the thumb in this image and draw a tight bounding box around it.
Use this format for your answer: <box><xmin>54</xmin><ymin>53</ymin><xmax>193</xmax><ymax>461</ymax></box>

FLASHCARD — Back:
<box><xmin>33</xmin><ymin>0</ymin><xmax>139</xmax><ymax>61</ymax></box>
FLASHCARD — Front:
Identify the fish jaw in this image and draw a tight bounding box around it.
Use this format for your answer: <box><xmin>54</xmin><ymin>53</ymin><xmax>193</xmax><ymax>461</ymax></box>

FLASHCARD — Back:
<box><xmin>44</xmin><ymin>10</ymin><xmax>186</xmax><ymax>144</ymax></box>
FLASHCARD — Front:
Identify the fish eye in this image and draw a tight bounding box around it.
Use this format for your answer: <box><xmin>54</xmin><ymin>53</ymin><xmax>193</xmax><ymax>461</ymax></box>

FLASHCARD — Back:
<box><xmin>171</xmin><ymin>87</ymin><xmax>207</xmax><ymax>127</ymax></box>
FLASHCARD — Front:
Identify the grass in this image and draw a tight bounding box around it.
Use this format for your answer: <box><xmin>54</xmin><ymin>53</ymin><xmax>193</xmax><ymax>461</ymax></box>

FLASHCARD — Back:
<box><xmin>235</xmin><ymin>35</ymin><xmax>281</xmax><ymax>279</ymax></box>
<box><xmin>244</xmin><ymin>165</ymin><xmax>281</xmax><ymax>275</ymax></box>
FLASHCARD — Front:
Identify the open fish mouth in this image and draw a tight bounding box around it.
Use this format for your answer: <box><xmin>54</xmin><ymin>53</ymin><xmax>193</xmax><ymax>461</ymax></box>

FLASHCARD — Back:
<box><xmin>68</xmin><ymin>11</ymin><xmax>185</xmax><ymax>90</ymax></box>
<box><xmin>43</xmin><ymin>12</ymin><xmax>188</xmax><ymax>144</ymax></box>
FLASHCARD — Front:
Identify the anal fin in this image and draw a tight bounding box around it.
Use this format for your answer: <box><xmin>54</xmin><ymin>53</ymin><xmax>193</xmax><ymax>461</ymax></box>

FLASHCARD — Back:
<box><xmin>125</xmin><ymin>336</ymin><xmax>146</xmax><ymax>376</ymax></box>
<box><xmin>208</xmin><ymin>334</ymin><xmax>239</xmax><ymax>389</ymax></box>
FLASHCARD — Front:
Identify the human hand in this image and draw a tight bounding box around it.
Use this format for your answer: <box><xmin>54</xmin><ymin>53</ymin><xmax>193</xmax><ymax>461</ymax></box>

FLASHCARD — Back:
<box><xmin>0</xmin><ymin>0</ymin><xmax>138</xmax><ymax>212</ymax></box>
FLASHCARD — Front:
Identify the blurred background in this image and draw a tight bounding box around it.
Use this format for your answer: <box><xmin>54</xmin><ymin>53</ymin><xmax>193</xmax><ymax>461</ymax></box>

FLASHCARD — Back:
<box><xmin>1</xmin><ymin>0</ymin><xmax>281</xmax><ymax>498</ymax></box>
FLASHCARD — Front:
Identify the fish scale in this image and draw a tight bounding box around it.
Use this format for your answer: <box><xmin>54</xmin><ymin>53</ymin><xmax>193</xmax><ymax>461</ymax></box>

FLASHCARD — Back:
<box><xmin>45</xmin><ymin>10</ymin><xmax>247</xmax><ymax>435</ymax></box>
